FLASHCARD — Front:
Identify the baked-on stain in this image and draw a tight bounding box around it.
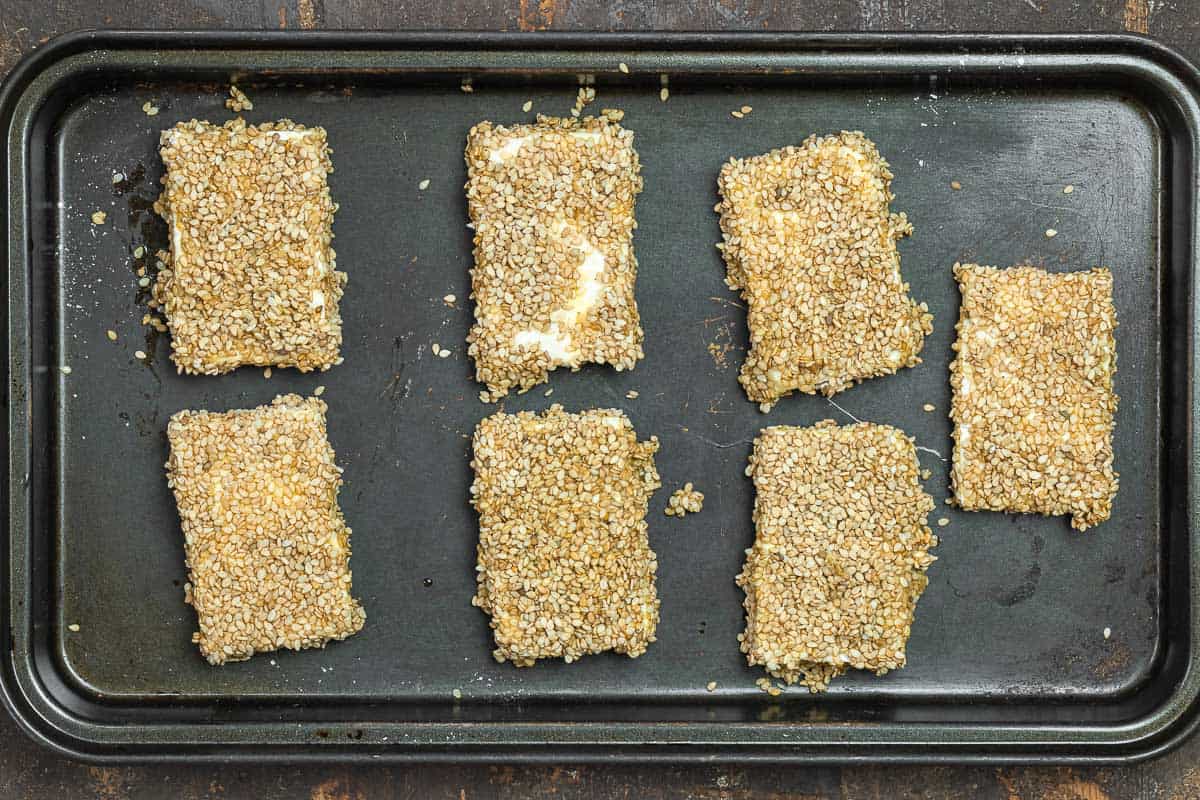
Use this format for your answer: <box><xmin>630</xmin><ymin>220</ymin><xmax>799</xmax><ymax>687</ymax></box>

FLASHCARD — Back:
<box><xmin>1123</xmin><ymin>0</ymin><xmax>1150</xmax><ymax>33</ymax></box>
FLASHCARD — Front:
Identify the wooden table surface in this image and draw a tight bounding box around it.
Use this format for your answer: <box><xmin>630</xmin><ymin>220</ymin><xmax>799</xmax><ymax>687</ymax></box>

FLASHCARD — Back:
<box><xmin>4</xmin><ymin>1</ymin><xmax>1200</xmax><ymax>797</ymax></box>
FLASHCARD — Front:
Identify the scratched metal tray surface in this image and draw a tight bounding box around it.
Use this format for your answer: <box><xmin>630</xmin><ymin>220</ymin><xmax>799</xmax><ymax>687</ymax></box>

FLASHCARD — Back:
<box><xmin>2</xmin><ymin>30</ymin><xmax>1199</xmax><ymax>763</ymax></box>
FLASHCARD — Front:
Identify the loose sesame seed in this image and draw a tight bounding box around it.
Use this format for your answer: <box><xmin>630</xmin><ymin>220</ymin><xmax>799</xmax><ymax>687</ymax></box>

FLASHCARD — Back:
<box><xmin>67</xmin><ymin>624</ymin><xmax>80</xmax><ymax>632</ymax></box>
<box><xmin>133</xmin><ymin>245</ymin><xmax>146</xmax><ymax>258</ymax></box>
<box><xmin>263</xmin><ymin>367</ymin><xmax>272</xmax><ymax>379</ymax></box>
<box><xmin>138</xmin><ymin>276</ymin><xmax>151</xmax><ymax>288</ymax></box>
<box><xmin>1064</xmin><ymin>184</ymin><xmax>1074</xmax><ymax>194</ymax></box>
<box><xmin>544</xmin><ymin>388</ymin><xmax>553</xmax><ymax>396</ymax></box>
<box><xmin>1103</xmin><ymin>627</ymin><xmax>1111</xmax><ymax>639</ymax></box>
<box><xmin>950</xmin><ymin>180</ymin><xmax>962</xmax><ymax>190</ymax></box>
<box><xmin>706</xmin><ymin>681</ymin><xmax>717</xmax><ymax>692</ymax></box>
<box><xmin>112</xmin><ymin>172</ymin><xmax>124</xmax><ymax>184</ymax></box>
<box><xmin>937</xmin><ymin>517</ymin><xmax>950</xmax><ymax>527</ymax></box>
<box><xmin>660</xmin><ymin>87</ymin><xmax>670</xmax><ymax>102</ymax></box>
<box><xmin>461</xmin><ymin>80</ymin><xmax>474</xmax><ymax>93</ymax></box>
<box><xmin>443</xmin><ymin>294</ymin><xmax>457</xmax><ymax>305</ymax></box>
<box><xmin>225</xmin><ymin>85</ymin><xmax>254</xmax><ymax>113</ymax></box>
<box><xmin>439</xmin><ymin>349</ymin><xmax>451</xmax><ymax>358</ymax></box>
<box><xmin>740</xmin><ymin>105</ymin><xmax>752</xmax><ymax>114</ymax></box>
<box><xmin>452</xmin><ymin>688</ymin><xmax>463</xmax><ymax>699</ymax></box>
<box><xmin>618</xmin><ymin>62</ymin><xmax>630</xmax><ymax>74</ymax></box>
<box><xmin>91</xmin><ymin>211</ymin><xmax>107</xmax><ymax>225</ymax></box>
<box><xmin>522</xmin><ymin>100</ymin><xmax>533</xmax><ymax>113</ymax></box>
<box><xmin>418</xmin><ymin>179</ymin><xmax>431</xmax><ymax>190</ymax></box>
<box><xmin>431</xmin><ymin>343</ymin><xmax>442</xmax><ymax>356</ymax></box>
<box><xmin>1045</xmin><ymin>228</ymin><xmax>1057</xmax><ymax>238</ymax></box>
<box><xmin>731</xmin><ymin>110</ymin><xmax>744</xmax><ymax>119</ymax></box>
<box><xmin>665</xmin><ymin>483</ymin><xmax>704</xmax><ymax>517</ymax></box>
<box><xmin>60</xmin><ymin>365</ymin><xmax>72</xmax><ymax>375</ymax></box>
<box><xmin>142</xmin><ymin>101</ymin><xmax>160</xmax><ymax>116</ymax></box>
<box><xmin>106</xmin><ymin>329</ymin><xmax>118</xmax><ymax>341</ymax></box>
<box><xmin>313</xmin><ymin>385</ymin><xmax>325</xmax><ymax>396</ymax></box>
<box><xmin>626</xmin><ymin>390</ymin><xmax>639</xmax><ymax>399</ymax></box>
<box><xmin>923</xmin><ymin>403</ymin><xmax>935</xmax><ymax>412</ymax></box>
<box><xmin>134</xmin><ymin>350</ymin><xmax>146</xmax><ymax>360</ymax></box>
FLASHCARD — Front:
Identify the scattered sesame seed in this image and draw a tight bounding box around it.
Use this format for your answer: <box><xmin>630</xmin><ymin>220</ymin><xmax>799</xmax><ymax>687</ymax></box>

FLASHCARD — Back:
<box><xmin>133</xmin><ymin>245</ymin><xmax>146</xmax><ymax>258</ymax></box>
<box><xmin>544</xmin><ymin>388</ymin><xmax>553</xmax><ymax>396</ymax></box>
<box><xmin>443</xmin><ymin>294</ymin><xmax>457</xmax><ymax>305</ymax></box>
<box><xmin>660</xmin><ymin>87</ymin><xmax>670</xmax><ymax>102</ymax></box>
<box><xmin>313</xmin><ymin>385</ymin><xmax>325</xmax><ymax>396</ymax></box>
<box><xmin>452</xmin><ymin>688</ymin><xmax>463</xmax><ymax>699</ymax></box>
<box><xmin>106</xmin><ymin>329</ymin><xmax>118</xmax><ymax>341</ymax></box>
<box><xmin>921</xmin><ymin>468</ymin><xmax>932</xmax><ymax>480</ymax></box>
<box><xmin>950</xmin><ymin>180</ymin><xmax>962</xmax><ymax>190</ymax></box>
<box><xmin>431</xmin><ymin>343</ymin><xmax>442</xmax><ymax>356</ymax></box>
<box><xmin>67</xmin><ymin>624</ymin><xmax>80</xmax><ymax>632</ymax></box>
<box><xmin>522</xmin><ymin>100</ymin><xmax>533</xmax><ymax>113</ymax></box>
<box><xmin>937</xmin><ymin>517</ymin><xmax>950</xmax><ymax>527</ymax></box>
<box><xmin>664</xmin><ymin>483</ymin><xmax>704</xmax><ymax>517</ymax></box>
<box><xmin>90</xmin><ymin>211</ymin><xmax>107</xmax><ymax>225</ymax></box>
<box><xmin>1063</xmin><ymin>184</ymin><xmax>1074</xmax><ymax>194</ymax></box>
<box><xmin>1103</xmin><ymin>627</ymin><xmax>1112</xmax><ymax>639</ymax></box>
<box><xmin>731</xmin><ymin>110</ymin><xmax>744</xmax><ymax>119</ymax></box>
<box><xmin>740</xmin><ymin>105</ymin><xmax>752</xmax><ymax>114</ymax></box>
<box><xmin>461</xmin><ymin>80</ymin><xmax>474</xmax><ymax>93</ymax></box>
<box><xmin>923</xmin><ymin>403</ymin><xmax>935</xmax><ymax>412</ymax></box>
<box><xmin>134</xmin><ymin>350</ymin><xmax>147</xmax><ymax>360</ymax></box>
<box><xmin>418</xmin><ymin>179</ymin><xmax>431</xmax><ymax>190</ymax></box>
<box><xmin>138</xmin><ymin>276</ymin><xmax>151</xmax><ymax>288</ymax></box>
<box><xmin>263</xmin><ymin>367</ymin><xmax>272</xmax><ymax>379</ymax></box>
<box><xmin>142</xmin><ymin>101</ymin><xmax>160</xmax><ymax>116</ymax></box>
<box><xmin>618</xmin><ymin>62</ymin><xmax>630</xmax><ymax>74</ymax></box>
<box><xmin>225</xmin><ymin>84</ymin><xmax>254</xmax><ymax>112</ymax></box>
<box><xmin>439</xmin><ymin>349</ymin><xmax>451</xmax><ymax>358</ymax></box>
<box><xmin>112</xmin><ymin>172</ymin><xmax>124</xmax><ymax>184</ymax></box>
<box><xmin>60</xmin><ymin>365</ymin><xmax>72</xmax><ymax>375</ymax></box>
<box><xmin>706</xmin><ymin>681</ymin><xmax>717</xmax><ymax>692</ymax></box>
<box><xmin>1045</xmin><ymin>228</ymin><xmax>1057</xmax><ymax>238</ymax></box>
<box><xmin>626</xmin><ymin>390</ymin><xmax>639</xmax><ymax>399</ymax></box>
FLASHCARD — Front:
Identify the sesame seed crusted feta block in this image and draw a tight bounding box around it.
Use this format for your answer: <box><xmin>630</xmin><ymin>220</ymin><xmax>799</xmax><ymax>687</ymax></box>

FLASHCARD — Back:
<box><xmin>470</xmin><ymin>405</ymin><xmax>661</xmax><ymax>665</ymax></box>
<box><xmin>737</xmin><ymin>421</ymin><xmax>937</xmax><ymax>692</ymax></box>
<box><xmin>165</xmin><ymin>394</ymin><xmax>365</xmax><ymax>664</ymax></box>
<box><xmin>153</xmin><ymin>118</ymin><xmax>344</xmax><ymax>374</ymax></box>
<box><xmin>950</xmin><ymin>263</ymin><xmax>1119</xmax><ymax>531</ymax></box>
<box><xmin>465</xmin><ymin>112</ymin><xmax>645</xmax><ymax>400</ymax></box>
<box><xmin>717</xmin><ymin>132</ymin><xmax>932</xmax><ymax>409</ymax></box>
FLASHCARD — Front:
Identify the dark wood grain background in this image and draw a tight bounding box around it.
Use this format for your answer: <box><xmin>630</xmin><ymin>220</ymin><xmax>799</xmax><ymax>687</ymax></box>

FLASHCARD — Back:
<box><xmin>4</xmin><ymin>1</ymin><xmax>1200</xmax><ymax>797</ymax></box>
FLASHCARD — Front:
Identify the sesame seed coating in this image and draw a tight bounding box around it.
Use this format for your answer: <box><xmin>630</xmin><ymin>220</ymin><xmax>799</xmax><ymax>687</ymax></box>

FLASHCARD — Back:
<box><xmin>153</xmin><ymin>118</ymin><xmax>344</xmax><ymax>375</ymax></box>
<box><xmin>165</xmin><ymin>394</ymin><xmax>365</xmax><ymax>665</ymax></box>
<box><xmin>737</xmin><ymin>421</ymin><xmax>937</xmax><ymax>692</ymax></box>
<box><xmin>464</xmin><ymin>113</ymin><xmax>645</xmax><ymax>400</ymax></box>
<box><xmin>717</xmin><ymin>132</ymin><xmax>932</xmax><ymax>407</ymax></box>
<box><xmin>470</xmin><ymin>405</ymin><xmax>661</xmax><ymax>666</ymax></box>
<box><xmin>949</xmin><ymin>263</ymin><xmax>1119</xmax><ymax>531</ymax></box>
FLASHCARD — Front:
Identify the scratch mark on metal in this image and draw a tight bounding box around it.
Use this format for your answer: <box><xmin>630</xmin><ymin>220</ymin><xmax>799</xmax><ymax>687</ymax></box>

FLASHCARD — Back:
<box><xmin>825</xmin><ymin>397</ymin><xmax>864</xmax><ymax>424</ymax></box>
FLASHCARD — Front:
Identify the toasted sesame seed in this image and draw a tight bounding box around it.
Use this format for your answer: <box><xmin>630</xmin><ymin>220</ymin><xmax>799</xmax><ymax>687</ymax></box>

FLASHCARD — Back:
<box><xmin>660</xmin><ymin>87</ymin><xmax>670</xmax><ymax>102</ymax></box>
<box><xmin>60</xmin><ymin>365</ymin><xmax>72</xmax><ymax>375</ymax></box>
<box><xmin>452</xmin><ymin>688</ymin><xmax>463</xmax><ymax>699</ymax></box>
<box><xmin>1045</xmin><ymin>228</ymin><xmax>1057</xmax><ymax>238</ymax></box>
<box><xmin>731</xmin><ymin>110</ymin><xmax>744</xmax><ymax>119</ymax></box>
<box><xmin>522</xmin><ymin>100</ymin><xmax>533</xmax><ymax>112</ymax></box>
<box><xmin>154</xmin><ymin>118</ymin><xmax>343</xmax><ymax>374</ymax></box>
<box><xmin>91</xmin><ymin>211</ymin><xmax>107</xmax><ymax>225</ymax></box>
<box><xmin>431</xmin><ymin>343</ymin><xmax>442</xmax><ymax>356</ymax></box>
<box><xmin>138</xmin><ymin>276</ymin><xmax>151</xmax><ymax>288</ymax></box>
<box><xmin>439</xmin><ymin>349</ymin><xmax>451</xmax><ymax>358</ymax></box>
<box><xmin>313</xmin><ymin>385</ymin><xmax>325</xmax><ymax>396</ymax></box>
<box><xmin>67</xmin><ymin>623</ymin><xmax>80</xmax><ymax>632</ymax></box>
<box><xmin>263</xmin><ymin>367</ymin><xmax>272</xmax><ymax>379</ymax></box>
<box><xmin>718</xmin><ymin>133</ymin><xmax>931</xmax><ymax>406</ymax></box>
<box><xmin>225</xmin><ymin>84</ymin><xmax>254</xmax><ymax>112</ymax></box>
<box><xmin>740</xmin><ymin>105</ymin><xmax>752</xmax><ymax>114</ymax></box>
<box><xmin>471</xmin><ymin>406</ymin><xmax>660</xmax><ymax>665</ymax></box>
<box><xmin>706</xmin><ymin>681</ymin><xmax>717</xmax><ymax>692</ymax></box>
<box><xmin>1064</xmin><ymin>184</ymin><xmax>1075</xmax><ymax>194</ymax></box>
<box><xmin>465</xmin><ymin>114</ymin><xmax>644</xmax><ymax>399</ymax></box>
<box><xmin>443</xmin><ymin>294</ymin><xmax>457</xmax><ymax>305</ymax></box>
<box><xmin>165</xmin><ymin>395</ymin><xmax>364</xmax><ymax>664</ymax></box>
<box><xmin>134</xmin><ymin>350</ymin><xmax>146</xmax><ymax>360</ymax></box>
<box><xmin>142</xmin><ymin>101</ymin><xmax>160</xmax><ymax>116</ymax></box>
<box><xmin>461</xmin><ymin>80</ymin><xmax>474</xmax><ymax>93</ymax></box>
<box><xmin>106</xmin><ymin>329</ymin><xmax>118</xmax><ymax>341</ymax></box>
<box><xmin>618</xmin><ymin>62</ymin><xmax>630</xmax><ymax>74</ymax></box>
<box><xmin>112</xmin><ymin>172</ymin><xmax>124</xmax><ymax>184</ymax></box>
<box><xmin>921</xmin><ymin>468</ymin><xmax>932</xmax><ymax>480</ymax></box>
<box><xmin>133</xmin><ymin>245</ymin><xmax>146</xmax><ymax>258</ymax></box>
<box><xmin>665</xmin><ymin>483</ymin><xmax>704</xmax><ymax>517</ymax></box>
<box><xmin>739</xmin><ymin>421</ymin><xmax>936</xmax><ymax>692</ymax></box>
<box><xmin>626</xmin><ymin>390</ymin><xmax>639</xmax><ymax>399</ymax></box>
<box><xmin>1103</xmin><ymin>627</ymin><xmax>1112</xmax><ymax>639</ymax></box>
<box><xmin>950</xmin><ymin>180</ymin><xmax>962</xmax><ymax>190</ymax></box>
<box><xmin>923</xmin><ymin>403</ymin><xmax>936</xmax><ymax>412</ymax></box>
<box><xmin>937</xmin><ymin>517</ymin><xmax>950</xmax><ymax>527</ymax></box>
<box><xmin>418</xmin><ymin>179</ymin><xmax>431</xmax><ymax>190</ymax></box>
<box><xmin>949</xmin><ymin>263</ymin><xmax>1117</xmax><ymax>530</ymax></box>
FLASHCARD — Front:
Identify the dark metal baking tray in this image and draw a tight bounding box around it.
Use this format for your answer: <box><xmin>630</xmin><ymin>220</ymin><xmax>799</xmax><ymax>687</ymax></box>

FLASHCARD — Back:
<box><xmin>2</xmin><ymin>30</ymin><xmax>1199</xmax><ymax>763</ymax></box>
